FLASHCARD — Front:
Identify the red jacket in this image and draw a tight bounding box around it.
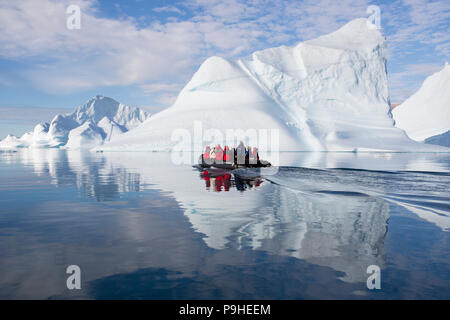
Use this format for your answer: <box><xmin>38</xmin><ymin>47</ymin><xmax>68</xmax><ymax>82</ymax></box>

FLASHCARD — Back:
<box><xmin>252</xmin><ymin>148</ymin><xmax>259</xmax><ymax>160</ymax></box>
<box><xmin>223</xmin><ymin>146</ymin><xmax>231</xmax><ymax>161</ymax></box>
<box><xmin>204</xmin><ymin>147</ymin><xmax>211</xmax><ymax>159</ymax></box>
<box><xmin>215</xmin><ymin>146</ymin><xmax>223</xmax><ymax>161</ymax></box>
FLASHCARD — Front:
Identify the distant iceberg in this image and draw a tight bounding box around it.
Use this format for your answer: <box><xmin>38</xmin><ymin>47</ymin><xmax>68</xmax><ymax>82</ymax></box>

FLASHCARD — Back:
<box><xmin>392</xmin><ymin>64</ymin><xmax>450</xmax><ymax>147</ymax></box>
<box><xmin>0</xmin><ymin>95</ymin><xmax>150</xmax><ymax>149</ymax></box>
<box><xmin>100</xmin><ymin>18</ymin><xmax>446</xmax><ymax>152</ymax></box>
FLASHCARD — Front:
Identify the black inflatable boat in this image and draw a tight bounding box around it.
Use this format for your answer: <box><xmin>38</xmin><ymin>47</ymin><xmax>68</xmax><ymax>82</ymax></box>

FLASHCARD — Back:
<box><xmin>198</xmin><ymin>155</ymin><xmax>271</xmax><ymax>170</ymax></box>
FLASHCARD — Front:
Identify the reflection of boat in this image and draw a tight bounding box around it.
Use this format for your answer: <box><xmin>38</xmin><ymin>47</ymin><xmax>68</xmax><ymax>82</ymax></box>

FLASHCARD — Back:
<box><xmin>198</xmin><ymin>155</ymin><xmax>271</xmax><ymax>170</ymax></box>
<box><xmin>195</xmin><ymin>166</ymin><xmax>264</xmax><ymax>192</ymax></box>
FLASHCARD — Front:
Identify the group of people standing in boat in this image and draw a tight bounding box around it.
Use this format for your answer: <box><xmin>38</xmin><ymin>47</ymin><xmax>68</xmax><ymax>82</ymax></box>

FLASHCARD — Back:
<box><xmin>202</xmin><ymin>141</ymin><xmax>260</xmax><ymax>165</ymax></box>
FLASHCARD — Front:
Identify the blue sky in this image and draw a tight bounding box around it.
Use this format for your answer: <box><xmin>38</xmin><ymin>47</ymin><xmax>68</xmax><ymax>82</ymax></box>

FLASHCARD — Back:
<box><xmin>0</xmin><ymin>0</ymin><xmax>449</xmax><ymax>137</ymax></box>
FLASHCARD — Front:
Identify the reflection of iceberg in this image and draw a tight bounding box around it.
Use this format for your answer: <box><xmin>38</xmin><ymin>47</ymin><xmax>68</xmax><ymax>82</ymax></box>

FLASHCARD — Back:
<box><xmin>241</xmin><ymin>187</ymin><xmax>389</xmax><ymax>283</ymax></box>
<box><xmin>385</xmin><ymin>195</ymin><xmax>450</xmax><ymax>231</ymax></box>
<box><xmin>6</xmin><ymin>150</ymin><xmax>397</xmax><ymax>283</ymax></box>
<box><xmin>7</xmin><ymin>150</ymin><xmax>449</xmax><ymax>283</ymax></box>
<box><xmin>3</xmin><ymin>150</ymin><xmax>450</xmax><ymax>298</ymax></box>
<box><xmin>16</xmin><ymin>149</ymin><xmax>142</xmax><ymax>200</ymax></box>
<box><xmin>188</xmin><ymin>165</ymin><xmax>390</xmax><ymax>282</ymax></box>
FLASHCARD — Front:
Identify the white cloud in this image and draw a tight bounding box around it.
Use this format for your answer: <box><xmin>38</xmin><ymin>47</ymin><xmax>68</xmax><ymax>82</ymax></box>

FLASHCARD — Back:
<box><xmin>139</xmin><ymin>82</ymin><xmax>184</xmax><ymax>94</ymax></box>
<box><xmin>139</xmin><ymin>82</ymin><xmax>184</xmax><ymax>106</ymax></box>
<box><xmin>382</xmin><ymin>0</ymin><xmax>450</xmax><ymax>57</ymax></box>
<box><xmin>153</xmin><ymin>6</ymin><xmax>184</xmax><ymax>15</ymax></box>
<box><xmin>0</xmin><ymin>0</ymin><xmax>204</xmax><ymax>93</ymax></box>
<box><xmin>0</xmin><ymin>106</ymin><xmax>71</xmax><ymax>123</ymax></box>
<box><xmin>0</xmin><ymin>0</ymin><xmax>448</xmax><ymax>103</ymax></box>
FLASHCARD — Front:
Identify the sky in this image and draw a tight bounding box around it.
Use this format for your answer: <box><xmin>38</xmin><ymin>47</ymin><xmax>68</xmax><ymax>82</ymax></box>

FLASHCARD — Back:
<box><xmin>0</xmin><ymin>0</ymin><xmax>449</xmax><ymax>137</ymax></box>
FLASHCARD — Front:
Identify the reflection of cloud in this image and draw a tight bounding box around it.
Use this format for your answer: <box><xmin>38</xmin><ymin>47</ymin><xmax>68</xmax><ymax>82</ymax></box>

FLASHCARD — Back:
<box><xmin>0</xmin><ymin>196</ymin><xmax>195</xmax><ymax>299</ymax></box>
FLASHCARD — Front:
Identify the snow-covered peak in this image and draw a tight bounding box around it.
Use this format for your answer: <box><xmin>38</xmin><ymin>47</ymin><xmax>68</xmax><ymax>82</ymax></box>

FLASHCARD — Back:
<box><xmin>180</xmin><ymin>56</ymin><xmax>243</xmax><ymax>94</ymax></box>
<box><xmin>72</xmin><ymin>95</ymin><xmax>123</xmax><ymax>125</ymax></box>
<box><xmin>69</xmin><ymin>95</ymin><xmax>149</xmax><ymax>131</ymax></box>
<box><xmin>392</xmin><ymin>64</ymin><xmax>450</xmax><ymax>144</ymax></box>
<box><xmin>0</xmin><ymin>96</ymin><xmax>151</xmax><ymax>149</ymax></box>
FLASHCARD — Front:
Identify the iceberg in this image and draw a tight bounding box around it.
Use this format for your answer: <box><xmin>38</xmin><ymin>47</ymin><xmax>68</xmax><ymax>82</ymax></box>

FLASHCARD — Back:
<box><xmin>0</xmin><ymin>95</ymin><xmax>150</xmax><ymax>149</ymax></box>
<box><xmin>392</xmin><ymin>64</ymin><xmax>450</xmax><ymax>147</ymax></box>
<box><xmin>100</xmin><ymin>18</ymin><xmax>444</xmax><ymax>153</ymax></box>
<box><xmin>0</xmin><ymin>134</ymin><xmax>26</xmax><ymax>149</ymax></box>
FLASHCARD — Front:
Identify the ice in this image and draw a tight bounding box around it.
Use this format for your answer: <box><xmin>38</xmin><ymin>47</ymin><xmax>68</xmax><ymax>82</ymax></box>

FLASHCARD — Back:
<box><xmin>65</xmin><ymin>121</ymin><xmax>106</xmax><ymax>149</ymax></box>
<box><xmin>0</xmin><ymin>95</ymin><xmax>150</xmax><ymax>149</ymax></box>
<box><xmin>101</xmin><ymin>19</ymin><xmax>446</xmax><ymax>153</ymax></box>
<box><xmin>0</xmin><ymin>134</ymin><xmax>24</xmax><ymax>149</ymax></box>
<box><xmin>97</xmin><ymin>117</ymin><xmax>127</xmax><ymax>142</ymax></box>
<box><xmin>392</xmin><ymin>64</ymin><xmax>450</xmax><ymax>147</ymax></box>
<box><xmin>424</xmin><ymin>130</ymin><xmax>450</xmax><ymax>147</ymax></box>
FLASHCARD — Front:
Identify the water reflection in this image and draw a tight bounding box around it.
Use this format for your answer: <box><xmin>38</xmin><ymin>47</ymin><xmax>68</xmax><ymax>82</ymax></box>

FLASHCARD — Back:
<box><xmin>0</xmin><ymin>149</ymin><xmax>449</xmax><ymax>299</ymax></box>
<box><xmin>198</xmin><ymin>167</ymin><xmax>264</xmax><ymax>192</ymax></box>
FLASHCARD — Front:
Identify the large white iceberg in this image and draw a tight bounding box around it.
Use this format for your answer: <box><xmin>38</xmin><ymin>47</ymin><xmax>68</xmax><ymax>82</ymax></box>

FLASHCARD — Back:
<box><xmin>0</xmin><ymin>95</ymin><xmax>150</xmax><ymax>149</ymax></box>
<box><xmin>392</xmin><ymin>64</ymin><xmax>450</xmax><ymax>147</ymax></box>
<box><xmin>100</xmin><ymin>18</ymin><xmax>443</xmax><ymax>153</ymax></box>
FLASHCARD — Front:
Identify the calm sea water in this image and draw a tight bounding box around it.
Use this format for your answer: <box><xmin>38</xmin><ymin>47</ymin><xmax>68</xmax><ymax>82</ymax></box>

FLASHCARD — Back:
<box><xmin>0</xmin><ymin>150</ymin><xmax>449</xmax><ymax>299</ymax></box>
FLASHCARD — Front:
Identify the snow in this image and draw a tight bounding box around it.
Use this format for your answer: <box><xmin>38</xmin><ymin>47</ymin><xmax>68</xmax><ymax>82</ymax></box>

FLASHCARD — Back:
<box><xmin>101</xmin><ymin>18</ymin><xmax>445</xmax><ymax>154</ymax></box>
<box><xmin>65</xmin><ymin>121</ymin><xmax>106</xmax><ymax>149</ymax></box>
<box><xmin>97</xmin><ymin>117</ymin><xmax>126</xmax><ymax>142</ymax></box>
<box><xmin>392</xmin><ymin>64</ymin><xmax>450</xmax><ymax>146</ymax></box>
<box><xmin>0</xmin><ymin>95</ymin><xmax>150</xmax><ymax>149</ymax></box>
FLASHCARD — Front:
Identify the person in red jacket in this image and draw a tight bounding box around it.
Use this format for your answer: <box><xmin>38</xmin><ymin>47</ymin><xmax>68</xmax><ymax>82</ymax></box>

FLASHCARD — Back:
<box><xmin>215</xmin><ymin>144</ymin><xmax>224</xmax><ymax>164</ymax></box>
<box><xmin>223</xmin><ymin>145</ymin><xmax>228</xmax><ymax>162</ymax></box>
<box><xmin>203</xmin><ymin>146</ymin><xmax>210</xmax><ymax>158</ymax></box>
<box><xmin>203</xmin><ymin>146</ymin><xmax>211</xmax><ymax>163</ymax></box>
<box><xmin>223</xmin><ymin>145</ymin><xmax>233</xmax><ymax>164</ymax></box>
<box><xmin>250</xmin><ymin>147</ymin><xmax>259</xmax><ymax>165</ymax></box>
